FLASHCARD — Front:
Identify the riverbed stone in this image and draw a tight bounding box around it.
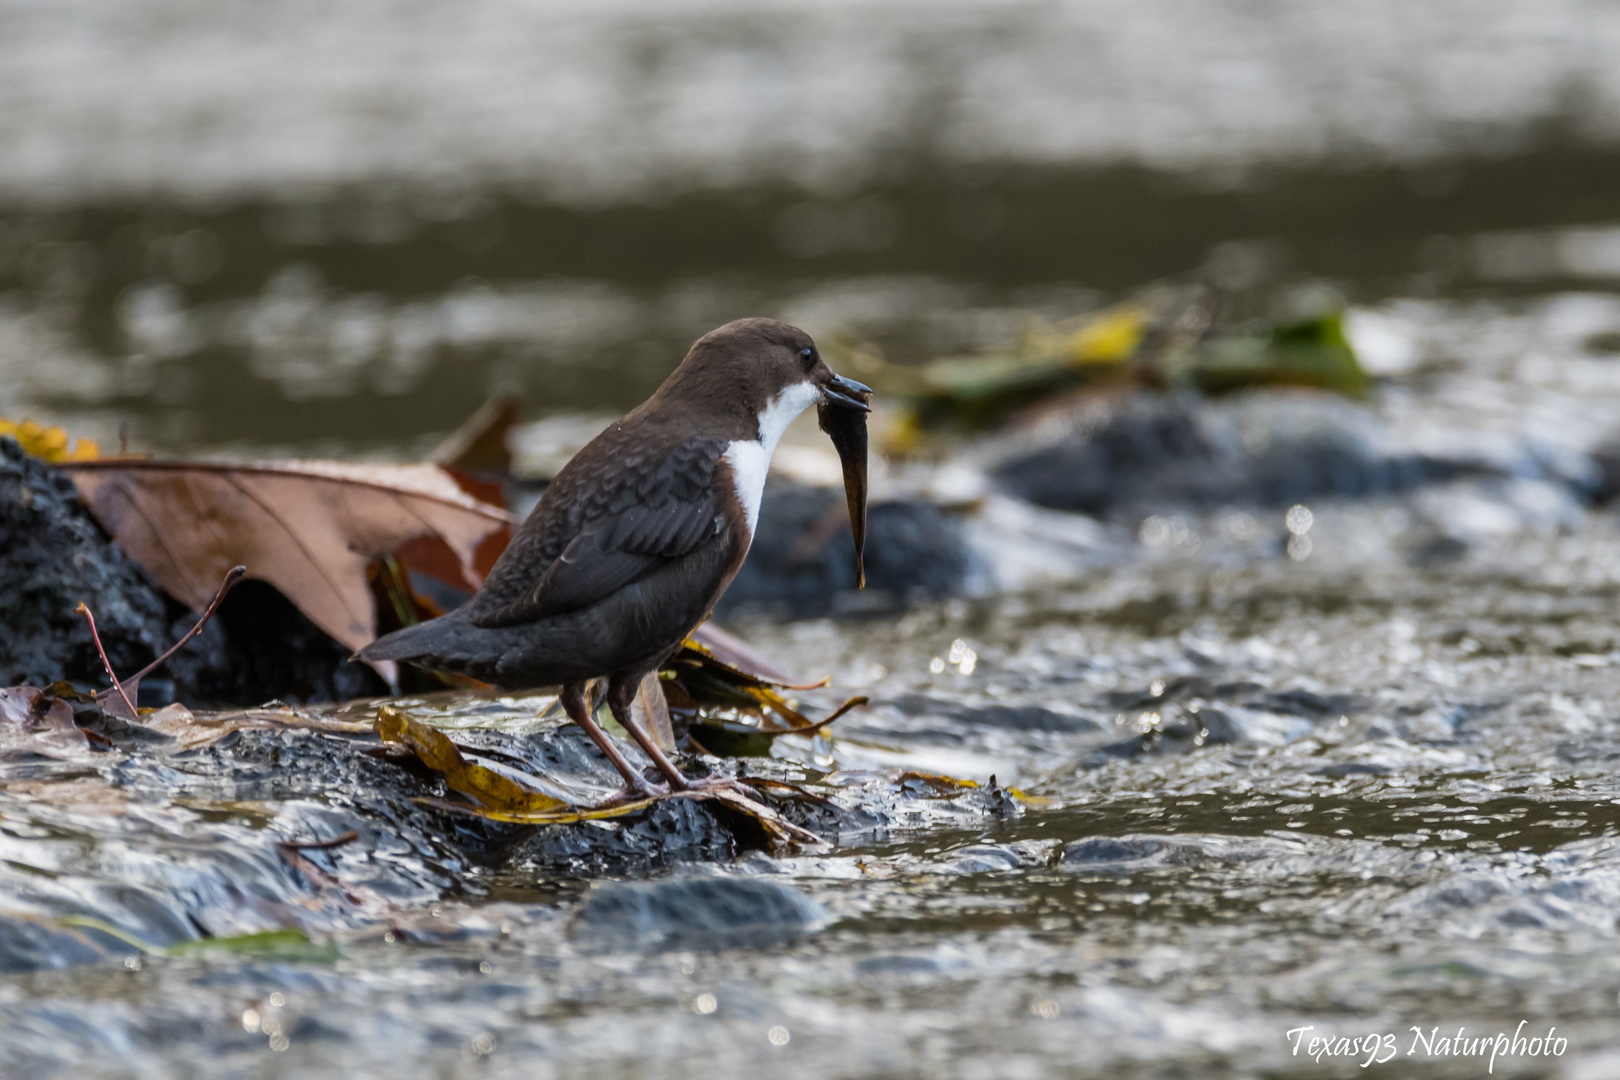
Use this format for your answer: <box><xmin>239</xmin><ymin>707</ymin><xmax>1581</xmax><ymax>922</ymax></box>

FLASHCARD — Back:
<box><xmin>573</xmin><ymin>876</ymin><xmax>827</xmax><ymax>951</ymax></box>
<box><xmin>990</xmin><ymin>391</ymin><xmax>1479</xmax><ymax>520</ymax></box>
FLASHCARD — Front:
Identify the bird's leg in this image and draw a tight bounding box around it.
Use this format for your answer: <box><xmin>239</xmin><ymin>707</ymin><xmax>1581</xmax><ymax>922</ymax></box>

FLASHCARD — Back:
<box><xmin>559</xmin><ymin>682</ymin><xmax>661</xmax><ymax>801</ymax></box>
<box><xmin>607</xmin><ymin>674</ymin><xmax>762</xmax><ymax>802</ymax></box>
<box><xmin>606</xmin><ymin>675</ymin><xmax>691</xmax><ymax>791</ymax></box>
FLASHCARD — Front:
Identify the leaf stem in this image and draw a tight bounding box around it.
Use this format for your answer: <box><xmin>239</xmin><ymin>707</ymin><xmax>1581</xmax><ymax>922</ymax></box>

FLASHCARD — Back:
<box><xmin>74</xmin><ymin>601</ymin><xmax>137</xmax><ymax>718</ymax></box>
<box><xmin>125</xmin><ymin>565</ymin><xmax>246</xmax><ymax>685</ymax></box>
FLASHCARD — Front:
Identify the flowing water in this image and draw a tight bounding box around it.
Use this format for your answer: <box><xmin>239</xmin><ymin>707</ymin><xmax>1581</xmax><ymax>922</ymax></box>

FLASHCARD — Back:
<box><xmin>8</xmin><ymin>2</ymin><xmax>1620</xmax><ymax>1077</ymax></box>
<box><xmin>8</xmin><ymin>298</ymin><xmax>1620</xmax><ymax>1076</ymax></box>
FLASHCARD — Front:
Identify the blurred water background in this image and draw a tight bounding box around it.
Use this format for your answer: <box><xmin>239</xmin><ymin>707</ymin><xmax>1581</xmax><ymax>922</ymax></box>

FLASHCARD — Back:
<box><xmin>6</xmin><ymin>0</ymin><xmax>1620</xmax><ymax>453</ymax></box>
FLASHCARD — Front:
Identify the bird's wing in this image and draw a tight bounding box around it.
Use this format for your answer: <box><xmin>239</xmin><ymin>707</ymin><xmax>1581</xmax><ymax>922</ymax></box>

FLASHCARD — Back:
<box><xmin>470</xmin><ymin>434</ymin><xmax>728</xmax><ymax>628</ymax></box>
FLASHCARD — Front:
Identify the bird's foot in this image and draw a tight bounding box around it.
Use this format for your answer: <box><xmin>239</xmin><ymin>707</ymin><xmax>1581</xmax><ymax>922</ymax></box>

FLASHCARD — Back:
<box><xmin>599</xmin><ymin>776</ymin><xmax>668</xmax><ymax>806</ymax></box>
<box><xmin>680</xmin><ymin>775</ymin><xmax>763</xmax><ymax>803</ymax></box>
<box><xmin>597</xmin><ymin>771</ymin><xmax>764</xmax><ymax>808</ymax></box>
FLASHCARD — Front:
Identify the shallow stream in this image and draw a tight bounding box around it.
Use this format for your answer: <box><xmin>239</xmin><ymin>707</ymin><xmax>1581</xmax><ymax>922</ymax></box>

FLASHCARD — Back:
<box><xmin>10</xmin><ymin>365</ymin><xmax>1620</xmax><ymax>1077</ymax></box>
<box><xmin>8</xmin><ymin>3</ymin><xmax>1620</xmax><ymax>1075</ymax></box>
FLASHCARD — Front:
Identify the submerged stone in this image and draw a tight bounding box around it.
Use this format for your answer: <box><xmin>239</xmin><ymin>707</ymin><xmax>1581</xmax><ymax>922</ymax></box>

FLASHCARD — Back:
<box><xmin>573</xmin><ymin>876</ymin><xmax>827</xmax><ymax>951</ymax></box>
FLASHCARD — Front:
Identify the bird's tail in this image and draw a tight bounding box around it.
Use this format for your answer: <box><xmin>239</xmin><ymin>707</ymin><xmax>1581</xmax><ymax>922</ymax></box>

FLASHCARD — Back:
<box><xmin>354</xmin><ymin>609</ymin><xmax>481</xmax><ymax>667</ymax></box>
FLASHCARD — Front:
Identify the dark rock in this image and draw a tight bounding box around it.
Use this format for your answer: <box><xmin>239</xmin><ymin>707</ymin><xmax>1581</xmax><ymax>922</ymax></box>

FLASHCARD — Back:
<box><xmin>513</xmin><ymin>797</ymin><xmax>742</xmax><ymax>876</ymax></box>
<box><xmin>719</xmin><ymin>480</ymin><xmax>970</xmax><ymax>617</ymax></box>
<box><xmin>166</xmin><ymin>580</ymin><xmax>386</xmax><ymax>706</ymax></box>
<box><xmin>1407</xmin><ymin>533</ymin><xmax>1470</xmax><ymax>565</ymax></box>
<box><xmin>991</xmin><ymin>393</ymin><xmax>1478</xmax><ymax>520</ymax></box>
<box><xmin>1061</xmin><ymin>836</ymin><xmax>1170</xmax><ymax>871</ymax></box>
<box><xmin>573</xmin><ymin>876</ymin><xmax>826</xmax><ymax>951</ymax></box>
<box><xmin>937</xmin><ymin>844</ymin><xmax>1024</xmax><ymax>873</ymax></box>
<box><xmin>0</xmin><ymin>914</ymin><xmax>111</xmax><ymax>973</ymax></box>
<box><xmin>1192</xmin><ymin>707</ymin><xmax>1242</xmax><ymax>744</ymax></box>
<box><xmin>1258</xmin><ymin>688</ymin><xmax>1362</xmax><ymax>717</ymax></box>
<box><xmin>883</xmin><ymin>693</ymin><xmax>1103</xmax><ymax>734</ymax></box>
<box><xmin>1586</xmin><ymin>438</ymin><xmax>1620</xmax><ymax>503</ymax></box>
<box><xmin>0</xmin><ymin>439</ymin><xmax>385</xmax><ymax>705</ymax></box>
<box><xmin>0</xmin><ymin>691</ymin><xmax>1012</xmax><ymax>974</ymax></box>
<box><xmin>0</xmin><ymin>437</ymin><xmax>172</xmax><ymax>689</ymax></box>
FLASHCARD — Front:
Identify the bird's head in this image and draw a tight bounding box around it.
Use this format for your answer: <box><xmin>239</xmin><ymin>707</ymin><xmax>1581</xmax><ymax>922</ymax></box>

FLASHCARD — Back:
<box><xmin>663</xmin><ymin>317</ymin><xmax>872</xmax><ymax>585</ymax></box>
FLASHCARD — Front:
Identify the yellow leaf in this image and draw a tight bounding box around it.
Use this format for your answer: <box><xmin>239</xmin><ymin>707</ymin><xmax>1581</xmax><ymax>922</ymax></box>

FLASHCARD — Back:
<box><xmin>422</xmin><ymin>788</ymin><xmax>823</xmax><ymax>846</ymax></box>
<box><xmin>1066</xmin><ymin>306</ymin><xmax>1147</xmax><ymax>365</ymax></box>
<box><xmin>0</xmin><ymin>417</ymin><xmax>100</xmax><ymax>462</ymax></box>
<box><xmin>375</xmin><ymin>705</ymin><xmax>567</xmax><ymax>813</ymax></box>
<box><xmin>415</xmin><ymin>796</ymin><xmax>657</xmax><ymax>825</ymax></box>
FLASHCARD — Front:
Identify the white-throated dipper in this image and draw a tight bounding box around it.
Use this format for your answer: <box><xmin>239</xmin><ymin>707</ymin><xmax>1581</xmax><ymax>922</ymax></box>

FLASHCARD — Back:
<box><xmin>358</xmin><ymin>317</ymin><xmax>872</xmax><ymax>798</ymax></box>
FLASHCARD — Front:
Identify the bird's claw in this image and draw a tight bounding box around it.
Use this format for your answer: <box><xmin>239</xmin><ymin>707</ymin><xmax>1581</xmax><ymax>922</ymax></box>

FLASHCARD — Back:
<box><xmin>601</xmin><ymin>779</ymin><xmax>668</xmax><ymax>805</ymax></box>
<box><xmin>600</xmin><ymin>774</ymin><xmax>761</xmax><ymax>807</ymax></box>
<box><xmin>681</xmin><ymin>775</ymin><xmax>763</xmax><ymax>802</ymax></box>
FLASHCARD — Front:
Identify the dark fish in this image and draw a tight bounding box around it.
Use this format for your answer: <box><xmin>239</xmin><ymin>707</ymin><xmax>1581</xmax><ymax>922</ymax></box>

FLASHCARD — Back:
<box><xmin>817</xmin><ymin>386</ymin><xmax>872</xmax><ymax>588</ymax></box>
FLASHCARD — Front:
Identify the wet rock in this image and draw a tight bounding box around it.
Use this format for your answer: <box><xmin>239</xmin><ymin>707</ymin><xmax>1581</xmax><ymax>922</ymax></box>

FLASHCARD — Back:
<box><xmin>170</xmin><ymin>581</ymin><xmax>386</xmax><ymax>705</ymax></box>
<box><xmin>0</xmin><ymin>914</ymin><xmax>111</xmax><ymax>973</ymax></box>
<box><xmin>720</xmin><ymin>480</ymin><xmax>970</xmax><ymax>617</ymax></box>
<box><xmin>883</xmin><ymin>693</ymin><xmax>1104</xmax><ymax>734</ymax></box>
<box><xmin>1</xmin><ymin>437</ymin><xmax>172</xmax><ymax>690</ymax></box>
<box><xmin>0</xmin><ymin>439</ymin><xmax>385</xmax><ymax>705</ymax></box>
<box><xmin>512</xmin><ymin>798</ymin><xmax>742</xmax><ymax>876</ymax></box>
<box><xmin>937</xmin><ymin>844</ymin><xmax>1024</xmax><ymax>873</ymax></box>
<box><xmin>991</xmin><ymin>392</ymin><xmax>1478</xmax><ymax>520</ymax></box>
<box><xmin>1587</xmin><ymin>438</ymin><xmax>1620</xmax><ymax>503</ymax></box>
<box><xmin>933</xmin><ymin>840</ymin><xmax>1061</xmax><ymax>873</ymax></box>
<box><xmin>1061</xmin><ymin>836</ymin><xmax>1173</xmax><ymax>872</ymax></box>
<box><xmin>1</xmin><ymin>691</ymin><xmax>1020</xmax><ymax>973</ymax></box>
<box><xmin>573</xmin><ymin>876</ymin><xmax>826</xmax><ymax>951</ymax></box>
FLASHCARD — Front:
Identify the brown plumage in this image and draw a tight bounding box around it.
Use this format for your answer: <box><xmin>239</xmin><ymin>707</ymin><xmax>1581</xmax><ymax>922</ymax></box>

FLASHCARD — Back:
<box><xmin>359</xmin><ymin>317</ymin><xmax>871</xmax><ymax>797</ymax></box>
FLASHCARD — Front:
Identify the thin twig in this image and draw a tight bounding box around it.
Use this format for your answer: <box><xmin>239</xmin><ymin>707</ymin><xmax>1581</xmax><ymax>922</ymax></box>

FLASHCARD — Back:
<box><xmin>274</xmin><ymin>830</ymin><xmax>360</xmax><ymax>853</ymax></box>
<box><xmin>735</xmin><ymin>776</ymin><xmax>839</xmax><ymax>809</ymax></box>
<box><xmin>763</xmin><ymin>694</ymin><xmax>870</xmax><ymax>737</ymax></box>
<box><xmin>126</xmin><ymin>565</ymin><xmax>246</xmax><ymax>685</ymax></box>
<box><xmin>75</xmin><ymin>601</ymin><xmax>137</xmax><ymax>718</ymax></box>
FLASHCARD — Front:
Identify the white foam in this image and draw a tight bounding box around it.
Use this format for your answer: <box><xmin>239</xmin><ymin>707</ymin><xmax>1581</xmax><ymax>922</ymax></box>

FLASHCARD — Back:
<box><xmin>723</xmin><ymin>380</ymin><xmax>820</xmax><ymax>536</ymax></box>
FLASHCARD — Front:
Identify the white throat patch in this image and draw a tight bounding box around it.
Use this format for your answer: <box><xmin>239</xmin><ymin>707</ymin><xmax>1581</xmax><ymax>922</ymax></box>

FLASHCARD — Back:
<box><xmin>722</xmin><ymin>381</ymin><xmax>821</xmax><ymax>536</ymax></box>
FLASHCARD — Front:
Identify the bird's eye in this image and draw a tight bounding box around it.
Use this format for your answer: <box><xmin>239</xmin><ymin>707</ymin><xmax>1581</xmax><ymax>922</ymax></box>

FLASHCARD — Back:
<box><xmin>799</xmin><ymin>347</ymin><xmax>815</xmax><ymax>365</ymax></box>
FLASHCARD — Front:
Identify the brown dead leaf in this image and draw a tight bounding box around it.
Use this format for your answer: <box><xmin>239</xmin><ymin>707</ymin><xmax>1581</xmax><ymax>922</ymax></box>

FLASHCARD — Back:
<box><xmin>0</xmin><ymin>685</ymin><xmax>88</xmax><ymax>754</ymax></box>
<box><xmin>0</xmin><ymin>685</ymin><xmax>77</xmax><ymax>732</ymax></box>
<box><xmin>62</xmin><ymin>460</ymin><xmax>515</xmax><ymax>654</ymax></box>
<box><xmin>631</xmin><ymin>670</ymin><xmax>676</xmax><ymax>753</ymax></box>
<box><xmin>432</xmin><ymin>396</ymin><xmax>519</xmax><ymax>507</ymax></box>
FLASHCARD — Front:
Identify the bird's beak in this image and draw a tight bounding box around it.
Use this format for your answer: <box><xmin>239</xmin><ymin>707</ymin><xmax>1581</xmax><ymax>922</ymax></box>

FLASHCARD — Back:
<box><xmin>815</xmin><ymin>371</ymin><xmax>872</xmax><ymax>589</ymax></box>
<box><xmin>821</xmin><ymin>372</ymin><xmax>873</xmax><ymax>412</ymax></box>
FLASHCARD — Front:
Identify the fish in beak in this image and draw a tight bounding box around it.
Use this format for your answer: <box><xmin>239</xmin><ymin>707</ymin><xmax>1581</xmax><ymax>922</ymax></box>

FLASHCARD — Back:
<box><xmin>816</xmin><ymin>372</ymin><xmax>873</xmax><ymax>588</ymax></box>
